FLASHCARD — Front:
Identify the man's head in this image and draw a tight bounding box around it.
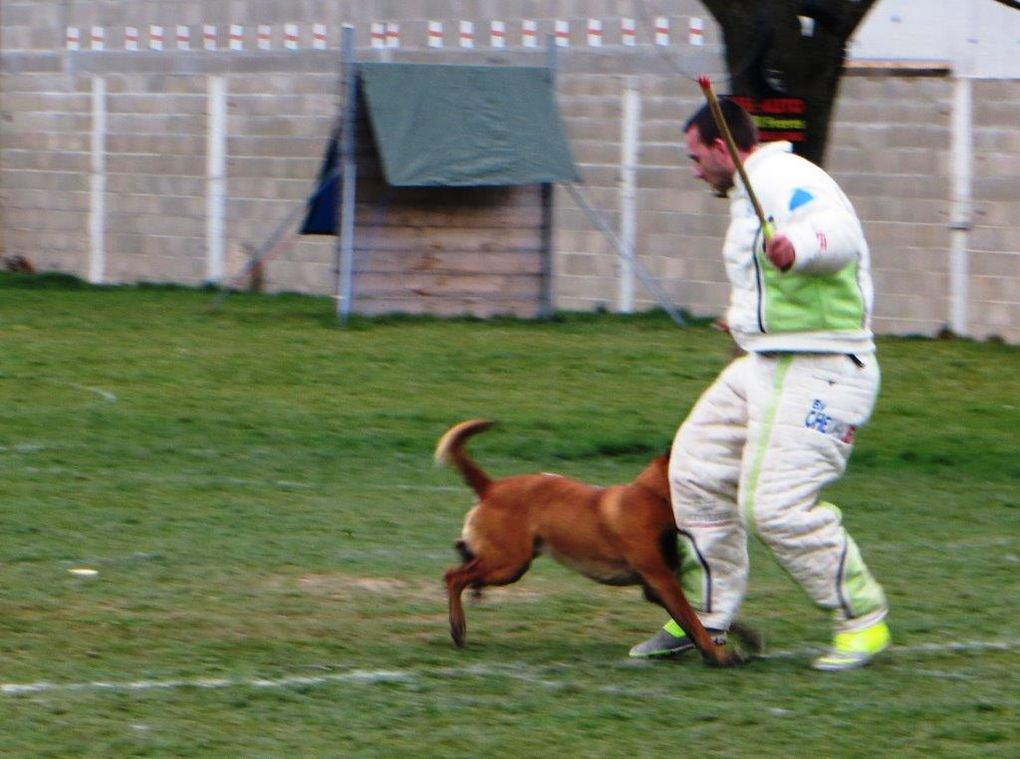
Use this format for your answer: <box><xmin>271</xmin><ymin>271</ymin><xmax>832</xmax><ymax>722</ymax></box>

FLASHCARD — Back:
<box><xmin>684</xmin><ymin>98</ymin><xmax>759</xmax><ymax>195</ymax></box>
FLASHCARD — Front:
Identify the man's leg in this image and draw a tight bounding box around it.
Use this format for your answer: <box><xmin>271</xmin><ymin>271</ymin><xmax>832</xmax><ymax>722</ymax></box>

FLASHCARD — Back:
<box><xmin>630</xmin><ymin>357</ymin><xmax>749</xmax><ymax>658</ymax></box>
<box><xmin>741</xmin><ymin>353</ymin><xmax>889</xmax><ymax>669</ymax></box>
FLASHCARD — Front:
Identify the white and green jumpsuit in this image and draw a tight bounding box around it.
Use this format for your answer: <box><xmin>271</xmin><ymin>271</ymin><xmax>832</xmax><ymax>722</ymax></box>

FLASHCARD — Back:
<box><xmin>671</xmin><ymin>141</ymin><xmax>888</xmax><ymax>634</ymax></box>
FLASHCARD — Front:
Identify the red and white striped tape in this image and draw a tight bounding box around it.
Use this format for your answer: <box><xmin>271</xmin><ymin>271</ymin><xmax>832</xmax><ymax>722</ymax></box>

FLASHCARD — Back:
<box><xmin>490</xmin><ymin>20</ymin><xmax>506</xmax><ymax>49</ymax></box>
<box><xmin>522</xmin><ymin>19</ymin><xmax>537</xmax><ymax>48</ymax></box>
<box><xmin>689</xmin><ymin>17</ymin><xmax>704</xmax><ymax>46</ymax></box>
<box><xmin>554</xmin><ymin>19</ymin><xmax>569</xmax><ymax>47</ymax></box>
<box><xmin>621</xmin><ymin>18</ymin><xmax>636</xmax><ymax>47</ymax></box>
<box><xmin>459</xmin><ymin>20</ymin><xmax>474</xmax><ymax>48</ymax></box>
<box><xmin>313</xmin><ymin>23</ymin><xmax>327</xmax><ymax>49</ymax></box>
<box><xmin>655</xmin><ymin>16</ymin><xmax>670</xmax><ymax>46</ymax></box>
<box><xmin>427</xmin><ymin>21</ymin><xmax>443</xmax><ymax>48</ymax></box>
<box><xmin>66</xmin><ymin>18</ymin><xmax>711</xmax><ymax>51</ymax></box>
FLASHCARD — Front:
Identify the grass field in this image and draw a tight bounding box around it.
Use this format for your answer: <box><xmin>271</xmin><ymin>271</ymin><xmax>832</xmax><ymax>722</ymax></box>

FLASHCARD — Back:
<box><xmin>0</xmin><ymin>275</ymin><xmax>1017</xmax><ymax>757</ymax></box>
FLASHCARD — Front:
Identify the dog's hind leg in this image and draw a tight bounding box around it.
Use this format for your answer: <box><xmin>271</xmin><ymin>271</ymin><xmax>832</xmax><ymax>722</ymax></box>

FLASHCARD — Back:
<box><xmin>445</xmin><ymin>560</ymin><xmax>482</xmax><ymax>648</ymax></box>
<box><xmin>444</xmin><ymin>554</ymin><xmax>533</xmax><ymax>648</ymax></box>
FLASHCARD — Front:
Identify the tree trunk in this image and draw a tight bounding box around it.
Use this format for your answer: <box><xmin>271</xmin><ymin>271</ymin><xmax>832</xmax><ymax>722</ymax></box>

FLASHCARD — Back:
<box><xmin>701</xmin><ymin>0</ymin><xmax>878</xmax><ymax>166</ymax></box>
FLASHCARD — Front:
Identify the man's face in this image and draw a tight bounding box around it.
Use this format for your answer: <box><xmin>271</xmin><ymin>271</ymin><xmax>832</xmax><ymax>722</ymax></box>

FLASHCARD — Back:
<box><xmin>685</xmin><ymin>125</ymin><xmax>734</xmax><ymax>196</ymax></box>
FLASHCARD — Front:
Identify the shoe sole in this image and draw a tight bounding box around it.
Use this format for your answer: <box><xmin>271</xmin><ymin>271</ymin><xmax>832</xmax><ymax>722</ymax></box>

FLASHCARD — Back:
<box><xmin>628</xmin><ymin>645</ymin><xmax>695</xmax><ymax>659</ymax></box>
<box><xmin>812</xmin><ymin>646</ymin><xmax>889</xmax><ymax>671</ymax></box>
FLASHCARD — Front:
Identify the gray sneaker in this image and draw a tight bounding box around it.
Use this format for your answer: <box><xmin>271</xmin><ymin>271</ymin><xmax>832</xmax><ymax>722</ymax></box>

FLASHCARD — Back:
<box><xmin>628</xmin><ymin>625</ymin><xmax>727</xmax><ymax>659</ymax></box>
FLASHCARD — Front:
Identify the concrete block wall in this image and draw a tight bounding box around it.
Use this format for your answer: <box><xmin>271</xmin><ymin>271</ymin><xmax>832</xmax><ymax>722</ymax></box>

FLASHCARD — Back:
<box><xmin>1</xmin><ymin>0</ymin><xmax>1019</xmax><ymax>343</ymax></box>
<box><xmin>970</xmin><ymin>80</ymin><xmax>1020</xmax><ymax>341</ymax></box>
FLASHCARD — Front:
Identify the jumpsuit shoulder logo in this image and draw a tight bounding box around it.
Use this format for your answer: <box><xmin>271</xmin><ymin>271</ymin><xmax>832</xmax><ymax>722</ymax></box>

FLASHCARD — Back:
<box><xmin>804</xmin><ymin>399</ymin><xmax>856</xmax><ymax>444</ymax></box>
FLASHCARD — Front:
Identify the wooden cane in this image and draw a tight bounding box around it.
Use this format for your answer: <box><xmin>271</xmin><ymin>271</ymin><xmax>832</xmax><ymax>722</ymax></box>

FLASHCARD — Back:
<box><xmin>696</xmin><ymin>75</ymin><xmax>773</xmax><ymax>243</ymax></box>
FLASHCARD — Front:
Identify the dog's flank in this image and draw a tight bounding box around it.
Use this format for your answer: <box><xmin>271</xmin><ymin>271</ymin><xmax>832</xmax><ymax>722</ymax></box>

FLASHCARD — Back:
<box><xmin>436</xmin><ymin>418</ymin><xmax>754</xmax><ymax>666</ymax></box>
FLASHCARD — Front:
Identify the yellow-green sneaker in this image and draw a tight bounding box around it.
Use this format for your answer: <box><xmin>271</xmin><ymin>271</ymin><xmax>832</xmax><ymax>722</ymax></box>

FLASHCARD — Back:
<box><xmin>628</xmin><ymin>619</ymin><xmax>726</xmax><ymax>659</ymax></box>
<box><xmin>812</xmin><ymin>621</ymin><xmax>891</xmax><ymax>671</ymax></box>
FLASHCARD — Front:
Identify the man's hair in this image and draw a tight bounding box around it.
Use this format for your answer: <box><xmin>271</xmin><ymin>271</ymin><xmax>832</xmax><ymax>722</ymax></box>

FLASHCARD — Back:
<box><xmin>684</xmin><ymin>97</ymin><xmax>759</xmax><ymax>151</ymax></box>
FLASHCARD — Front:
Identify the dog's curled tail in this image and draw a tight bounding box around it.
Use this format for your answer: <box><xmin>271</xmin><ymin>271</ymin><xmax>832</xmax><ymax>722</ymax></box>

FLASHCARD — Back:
<box><xmin>434</xmin><ymin>419</ymin><xmax>494</xmax><ymax>497</ymax></box>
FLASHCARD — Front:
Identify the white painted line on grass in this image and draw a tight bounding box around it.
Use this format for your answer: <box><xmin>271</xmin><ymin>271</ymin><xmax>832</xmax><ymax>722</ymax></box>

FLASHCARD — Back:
<box><xmin>757</xmin><ymin>637</ymin><xmax>1020</xmax><ymax>660</ymax></box>
<box><xmin>3</xmin><ymin>638</ymin><xmax>1018</xmax><ymax>699</ymax></box>
<box><xmin>52</xmin><ymin>381</ymin><xmax>118</xmax><ymax>403</ymax></box>
<box><xmin>1</xmin><ymin>670</ymin><xmax>412</xmax><ymax>697</ymax></box>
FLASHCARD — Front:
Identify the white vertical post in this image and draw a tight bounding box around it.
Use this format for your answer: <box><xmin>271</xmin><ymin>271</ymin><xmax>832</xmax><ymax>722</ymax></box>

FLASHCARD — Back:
<box><xmin>206</xmin><ymin>76</ymin><xmax>227</xmax><ymax>284</ymax></box>
<box><xmin>88</xmin><ymin>77</ymin><xmax>107</xmax><ymax>284</ymax></box>
<box><xmin>949</xmin><ymin>76</ymin><xmax>972</xmax><ymax>337</ymax></box>
<box><xmin>618</xmin><ymin>80</ymin><xmax>640</xmax><ymax>313</ymax></box>
<box><xmin>337</xmin><ymin>25</ymin><xmax>358</xmax><ymax>323</ymax></box>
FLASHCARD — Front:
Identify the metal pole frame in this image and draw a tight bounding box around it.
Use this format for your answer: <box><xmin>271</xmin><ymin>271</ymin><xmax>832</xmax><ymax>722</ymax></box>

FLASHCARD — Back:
<box><xmin>562</xmin><ymin>182</ymin><xmax>686</xmax><ymax>327</ymax></box>
<box><xmin>335</xmin><ymin>24</ymin><xmax>359</xmax><ymax>324</ymax></box>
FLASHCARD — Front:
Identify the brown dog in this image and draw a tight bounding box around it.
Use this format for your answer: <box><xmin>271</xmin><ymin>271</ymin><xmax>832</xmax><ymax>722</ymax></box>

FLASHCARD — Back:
<box><xmin>436</xmin><ymin>419</ymin><xmax>752</xmax><ymax>666</ymax></box>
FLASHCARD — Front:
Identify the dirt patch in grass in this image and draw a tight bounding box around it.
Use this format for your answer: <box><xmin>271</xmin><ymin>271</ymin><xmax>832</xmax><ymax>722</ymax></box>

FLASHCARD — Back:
<box><xmin>275</xmin><ymin>572</ymin><xmax>549</xmax><ymax>604</ymax></box>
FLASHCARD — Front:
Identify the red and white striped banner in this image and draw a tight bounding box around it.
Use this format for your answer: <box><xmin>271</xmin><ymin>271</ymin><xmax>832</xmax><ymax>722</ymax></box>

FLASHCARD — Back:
<box><xmin>621</xmin><ymin>18</ymin><xmax>636</xmax><ymax>47</ymax></box>
<box><xmin>427</xmin><ymin>21</ymin><xmax>443</xmax><ymax>48</ymax></box>
<box><xmin>459</xmin><ymin>20</ymin><xmax>474</xmax><ymax>48</ymax></box>
<box><xmin>554</xmin><ymin>19</ymin><xmax>569</xmax><ymax>47</ymax></box>
<box><xmin>655</xmin><ymin>16</ymin><xmax>670</xmax><ymax>46</ymax></box>
<box><xmin>69</xmin><ymin>18</ymin><xmax>711</xmax><ymax>52</ymax></box>
<box><xmin>490</xmin><ymin>20</ymin><xmax>506</xmax><ymax>48</ymax></box>
<box><xmin>522</xmin><ymin>19</ymin><xmax>537</xmax><ymax>48</ymax></box>
<box><xmin>689</xmin><ymin>17</ymin><xmax>704</xmax><ymax>46</ymax></box>
<box><xmin>313</xmin><ymin>23</ymin><xmax>327</xmax><ymax>49</ymax></box>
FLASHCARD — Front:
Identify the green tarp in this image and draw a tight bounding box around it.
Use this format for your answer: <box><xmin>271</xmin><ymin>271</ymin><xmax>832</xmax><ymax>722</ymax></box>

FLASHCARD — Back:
<box><xmin>358</xmin><ymin>62</ymin><xmax>579</xmax><ymax>187</ymax></box>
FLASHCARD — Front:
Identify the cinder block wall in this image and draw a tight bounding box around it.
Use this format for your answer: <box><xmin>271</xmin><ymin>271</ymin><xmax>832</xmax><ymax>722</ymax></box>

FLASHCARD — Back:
<box><xmin>1</xmin><ymin>0</ymin><xmax>1018</xmax><ymax>342</ymax></box>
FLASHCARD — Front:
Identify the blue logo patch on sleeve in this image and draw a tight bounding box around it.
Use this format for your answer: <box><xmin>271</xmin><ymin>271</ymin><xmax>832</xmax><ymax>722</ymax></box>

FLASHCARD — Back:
<box><xmin>789</xmin><ymin>188</ymin><xmax>814</xmax><ymax>211</ymax></box>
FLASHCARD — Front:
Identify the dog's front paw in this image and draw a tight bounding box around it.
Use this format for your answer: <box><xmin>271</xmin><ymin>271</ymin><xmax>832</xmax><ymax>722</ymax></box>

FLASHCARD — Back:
<box><xmin>704</xmin><ymin>648</ymin><xmax>749</xmax><ymax>667</ymax></box>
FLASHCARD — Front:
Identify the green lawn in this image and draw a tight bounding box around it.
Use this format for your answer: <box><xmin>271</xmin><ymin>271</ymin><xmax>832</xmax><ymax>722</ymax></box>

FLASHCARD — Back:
<box><xmin>1</xmin><ymin>276</ymin><xmax>1017</xmax><ymax>757</ymax></box>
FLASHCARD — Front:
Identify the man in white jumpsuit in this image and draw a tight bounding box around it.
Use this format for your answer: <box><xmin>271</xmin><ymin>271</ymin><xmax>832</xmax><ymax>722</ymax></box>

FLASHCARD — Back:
<box><xmin>629</xmin><ymin>99</ymin><xmax>890</xmax><ymax>670</ymax></box>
